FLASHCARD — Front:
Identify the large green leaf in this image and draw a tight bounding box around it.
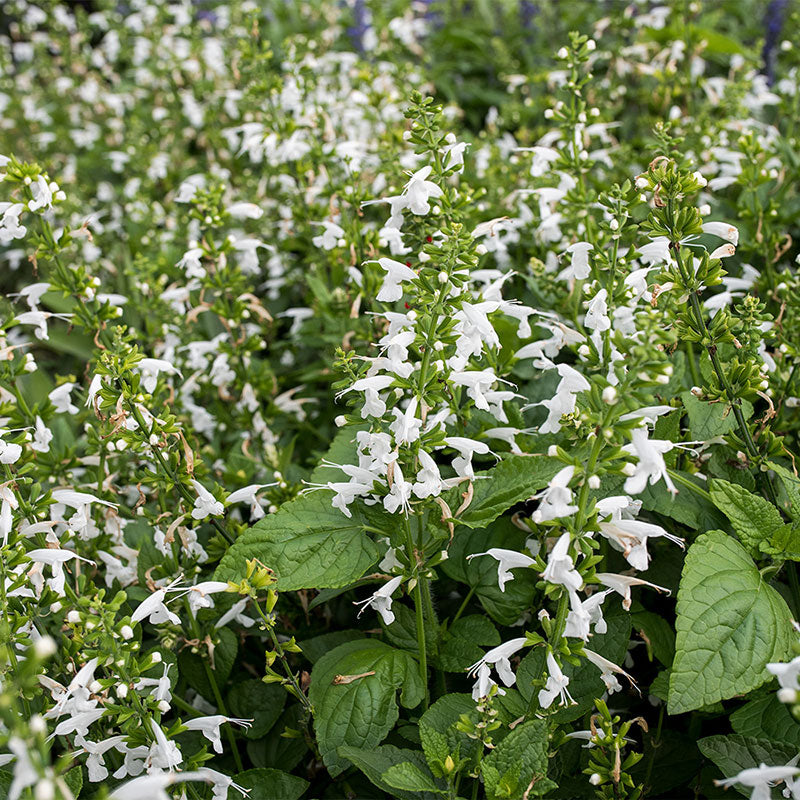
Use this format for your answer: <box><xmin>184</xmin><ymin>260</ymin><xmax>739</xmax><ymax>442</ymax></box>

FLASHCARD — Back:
<box><xmin>215</xmin><ymin>491</ymin><xmax>378</xmax><ymax>589</ymax></box>
<box><xmin>227</xmin><ymin>679</ymin><xmax>286</xmax><ymax>739</ymax></box>
<box><xmin>709</xmin><ymin>478</ymin><xmax>786</xmax><ymax>555</ymax></box>
<box><xmin>438</xmin><ymin>615</ymin><xmax>500</xmax><ymax>672</ymax></box>
<box><xmin>338</xmin><ymin>745</ymin><xmax>443</xmax><ymax>800</ymax></box>
<box><xmin>698</xmin><ymin>735</ymin><xmax>797</xmax><ymax>797</ymax></box>
<box><xmin>439</xmin><ymin>455</ymin><xmax>561</xmax><ymax>530</ymax></box>
<box><xmin>730</xmin><ymin>694</ymin><xmax>800</xmax><ymax>749</ymax></box>
<box><xmin>481</xmin><ymin>720</ymin><xmax>555</xmax><ymax>799</ymax></box>
<box><xmin>234</xmin><ymin>768</ymin><xmax>309</xmax><ymax>800</ymax></box>
<box><xmin>681</xmin><ymin>391</ymin><xmax>752</xmax><ymax>440</ymax></box>
<box><xmin>668</xmin><ymin>531</ymin><xmax>794</xmax><ymax>714</ymax></box>
<box><xmin>309</xmin><ymin>639</ymin><xmax>425</xmax><ymax>776</ymax></box>
<box><xmin>383</xmin><ymin>762</ymin><xmax>446</xmax><ymax>795</ymax></box>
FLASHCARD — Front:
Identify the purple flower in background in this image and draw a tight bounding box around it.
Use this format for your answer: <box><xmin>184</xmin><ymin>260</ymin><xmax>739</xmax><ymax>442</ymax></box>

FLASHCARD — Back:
<box><xmin>345</xmin><ymin>0</ymin><xmax>371</xmax><ymax>54</ymax></box>
<box><xmin>762</xmin><ymin>0</ymin><xmax>788</xmax><ymax>85</ymax></box>
<box><xmin>520</xmin><ymin>0</ymin><xmax>538</xmax><ymax>31</ymax></box>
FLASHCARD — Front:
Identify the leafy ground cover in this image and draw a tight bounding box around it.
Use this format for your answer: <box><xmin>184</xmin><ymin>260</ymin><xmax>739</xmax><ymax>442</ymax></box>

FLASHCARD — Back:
<box><xmin>2</xmin><ymin>1</ymin><xmax>800</xmax><ymax>798</ymax></box>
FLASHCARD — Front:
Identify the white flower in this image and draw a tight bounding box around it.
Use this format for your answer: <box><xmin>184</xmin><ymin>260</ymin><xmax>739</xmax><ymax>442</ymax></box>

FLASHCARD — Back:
<box><xmin>227</xmin><ymin>202</ymin><xmax>263</xmax><ymax>219</ymax></box>
<box><xmin>186</xmin><ymin>581</ymin><xmax>230</xmax><ymax>615</ymax></box>
<box><xmin>355</xmin><ymin>575</ymin><xmax>403</xmax><ymax>625</ymax></box>
<box><xmin>564</xmin><ymin>589</ymin><xmax>611</xmax><ymax>641</ymax></box>
<box><xmin>767</xmin><ymin>655</ymin><xmax>800</xmax><ymax>690</ymax></box>
<box><xmin>136</xmin><ymin>359</ymin><xmax>181</xmax><ymax>394</ymax></box>
<box><xmin>517</xmin><ymin>145</ymin><xmax>560</xmax><ymax>177</ymax></box>
<box><xmin>702</xmin><ymin>221</ymin><xmax>739</xmax><ymax>245</ymax></box>
<box><xmin>598</xmin><ymin>518</ymin><xmax>684</xmax><ymax>571</ymax></box>
<box><xmin>48</xmin><ymin>383</ymin><xmax>79</xmax><ymax>415</ymax></box>
<box><xmin>413</xmin><ymin>449</ymin><xmax>443</xmax><ymax>499</ymax></box>
<box><xmin>30</xmin><ymin>416</ymin><xmax>53</xmax><ymax>453</ymax></box>
<box><xmin>14</xmin><ymin>310</ymin><xmax>73</xmax><ymax>341</ymax></box>
<box><xmin>371</xmin><ymin>257</ymin><xmax>417</xmax><ymax>302</ymax></box>
<box><xmin>76</xmin><ymin>735</ymin><xmax>127</xmax><ymax>783</ymax></box>
<box><xmin>595</xmin><ymin>572</ymin><xmax>670</xmax><ymax>611</ymax></box>
<box><xmin>622</xmin><ymin>427</ymin><xmax>676</xmax><ymax>495</ymax></box>
<box><xmin>190</xmin><ymin>480</ymin><xmax>224</xmax><ymax>520</ymax></box>
<box><xmin>131</xmin><ymin>582</ymin><xmax>183</xmax><ymax>626</ymax></box>
<box><xmin>444</xmin><ymin>436</ymin><xmax>490</xmax><ymax>480</ymax></box>
<box><xmin>467</xmin><ymin>548</ymin><xmax>536</xmax><ymax>591</ymax></box>
<box><xmin>0</xmin><ymin>433</ymin><xmax>22</xmax><ymax>464</ymax></box>
<box><xmin>583</xmin><ymin>649</ymin><xmax>636</xmax><ymax>695</ymax></box>
<box><xmin>558</xmin><ymin>242</ymin><xmax>593</xmax><ymax>281</ymax></box>
<box><xmin>468</xmin><ymin>637</ymin><xmax>527</xmax><ymax>700</ymax></box>
<box><xmin>710</xmin><ymin>243</ymin><xmax>736</xmax><ymax>259</ymax></box>
<box><xmin>182</xmin><ymin>716</ymin><xmax>252</xmax><ymax>754</ymax></box>
<box><xmin>109</xmin><ymin>771</ymin><xmax>211</xmax><ymax>800</ymax></box>
<box><xmin>541</xmin><ymin>532</ymin><xmax>582</xmax><ymax>593</ymax></box>
<box><xmin>714</xmin><ymin>764</ymin><xmax>800</xmax><ymax>800</ymax></box>
<box><xmin>226</xmin><ymin>483</ymin><xmax>274</xmax><ymax>520</ymax></box>
<box><xmin>26</xmin><ymin>548</ymin><xmax>95</xmax><ymax>596</ymax></box>
<box><xmin>390</xmin><ymin>397</ymin><xmax>422</xmax><ymax>445</ymax></box>
<box><xmin>384</xmin><ymin>463</ymin><xmax>413</xmax><ymax>515</ymax></box>
<box><xmin>637</xmin><ymin>237</ymin><xmax>671</xmax><ymax>266</ymax></box>
<box><xmin>402</xmin><ymin>165</ymin><xmax>443</xmax><ymax>215</ymax></box>
<box><xmin>312</xmin><ymin>221</ymin><xmax>345</xmax><ymax>250</ymax></box>
<box><xmin>531</xmin><ymin>466</ymin><xmax>578</xmax><ymax>523</ymax></box>
<box><xmin>215</xmin><ymin>597</ymin><xmax>256</xmax><ymax>629</ymax></box>
<box><xmin>538</xmin><ymin>651</ymin><xmax>574</xmax><ymax>709</ymax></box>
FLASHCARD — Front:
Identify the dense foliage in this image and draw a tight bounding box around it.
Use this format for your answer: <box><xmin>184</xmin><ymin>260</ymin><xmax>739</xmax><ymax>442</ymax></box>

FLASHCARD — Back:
<box><xmin>3</xmin><ymin>1</ymin><xmax>800</xmax><ymax>798</ymax></box>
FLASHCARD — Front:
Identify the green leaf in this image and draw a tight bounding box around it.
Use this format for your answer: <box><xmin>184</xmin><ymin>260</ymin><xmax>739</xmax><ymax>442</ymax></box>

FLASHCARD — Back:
<box><xmin>668</xmin><ymin>531</ymin><xmax>794</xmax><ymax>714</ymax></box>
<box><xmin>419</xmin><ymin>693</ymin><xmax>481</xmax><ymax>775</ymax></box>
<box><xmin>383</xmin><ymin>762</ymin><xmax>446</xmax><ymax>794</ymax></box>
<box><xmin>339</xmin><ymin>745</ymin><xmax>442</xmax><ymax>800</ymax></box>
<box><xmin>639</xmin><ymin>472</ymin><xmax>726</xmax><ymax>531</ymax></box>
<box><xmin>631</xmin><ymin>609</ymin><xmax>675</xmax><ymax>666</ymax></box>
<box><xmin>708</xmin><ymin>478</ymin><xmax>784</xmax><ymax>553</ymax></box>
<box><xmin>309</xmin><ymin>639</ymin><xmax>425</xmax><ymax>776</ymax></box>
<box><xmin>215</xmin><ymin>492</ymin><xmax>378</xmax><ymax>590</ymax></box>
<box><xmin>234</xmin><ymin>768</ymin><xmax>309</xmax><ymax>800</ymax></box>
<box><xmin>308</xmin><ymin>423</ymin><xmax>367</xmax><ymax>484</ymax></box>
<box><xmin>730</xmin><ymin>694</ymin><xmax>800</xmax><ymax>749</ymax></box>
<box><xmin>681</xmin><ymin>391</ymin><xmax>752</xmax><ymax>440</ymax></box>
<box><xmin>481</xmin><ymin>720</ymin><xmax>555</xmax><ymax>799</ymax></box>
<box><xmin>441</xmin><ymin>519</ymin><xmax>537</xmax><ymax>626</ymax></box>
<box><xmin>698</xmin><ymin>735</ymin><xmax>797</xmax><ymax>797</ymax></box>
<box><xmin>177</xmin><ymin>627</ymin><xmax>237</xmax><ymax>701</ymax></box>
<box><xmin>227</xmin><ymin>679</ymin><xmax>286</xmax><ymax>739</ymax></box>
<box><xmin>439</xmin><ymin>455</ymin><xmax>561</xmax><ymax>530</ymax></box>
<box><xmin>297</xmin><ymin>630</ymin><xmax>366</xmax><ymax>664</ymax></box>
<box><xmin>438</xmin><ymin>615</ymin><xmax>500</xmax><ymax>672</ymax></box>
<box><xmin>769</xmin><ymin>461</ymin><xmax>800</xmax><ymax>520</ymax></box>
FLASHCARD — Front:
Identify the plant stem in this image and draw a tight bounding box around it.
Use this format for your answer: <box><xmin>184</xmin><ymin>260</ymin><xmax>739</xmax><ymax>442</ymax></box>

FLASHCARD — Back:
<box><xmin>185</xmin><ymin>602</ymin><xmax>244</xmax><ymax>773</ymax></box>
<box><xmin>253</xmin><ymin>601</ymin><xmax>313</xmax><ymax>716</ymax></box>
<box><xmin>452</xmin><ymin>586</ymin><xmax>475</xmax><ymax>625</ymax></box>
<box><xmin>405</xmin><ymin>516</ymin><xmax>429</xmax><ymax>709</ymax></box>
<box><xmin>125</xmin><ymin>397</ymin><xmax>235</xmax><ymax>545</ymax></box>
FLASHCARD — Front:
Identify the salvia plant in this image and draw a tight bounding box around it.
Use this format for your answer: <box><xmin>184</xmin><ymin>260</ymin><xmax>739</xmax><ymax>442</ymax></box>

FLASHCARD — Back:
<box><xmin>3</xmin><ymin>1</ymin><xmax>800</xmax><ymax>799</ymax></box>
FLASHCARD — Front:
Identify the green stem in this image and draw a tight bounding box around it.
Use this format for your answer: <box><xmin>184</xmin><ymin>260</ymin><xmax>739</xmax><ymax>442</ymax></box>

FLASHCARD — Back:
<box><xmin>252</xmin><ymin>601</ymin><xmax>313</xmax><ymax>715</ymax></box>
<box><xmin>126</xmin><ymin>398</ymin><xmax>235</xmax><ymax>545</ymax></box>
<box><xmin>405</xmin><ymin>517</ymin><xmax>429</xmax><ymax>709</ymax></box>
<box><xmin>452</xmin><ymin>586</ymin><xmax>475</xmax><ymax>625</ymax></box>
<box><xmin>185</xmin><ymin>602</ymin><xmax>244</xmax><ymax>773</ymax></box>
<box><xmin>666</xmin><ymin>468</ymin><xmax>711</xmax><ymax>502</ymax></box>
<box><xmin>787</xmin><ymin>563</ymin><xmax>800</xmax><ymax>620</ymax></box>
